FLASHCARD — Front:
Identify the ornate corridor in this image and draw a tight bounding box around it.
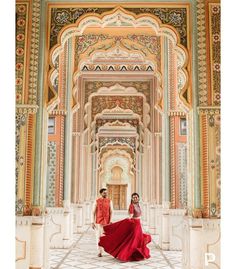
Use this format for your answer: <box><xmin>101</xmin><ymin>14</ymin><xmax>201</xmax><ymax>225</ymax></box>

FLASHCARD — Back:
<box><xmin>15</xmin><ymin>1</ymin><xmax>220</xmax><ymax>269</ymax></box>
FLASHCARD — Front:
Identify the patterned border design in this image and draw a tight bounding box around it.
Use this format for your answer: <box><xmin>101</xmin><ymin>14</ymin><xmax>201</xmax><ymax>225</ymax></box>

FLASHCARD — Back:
<box><xmin>16</xmin><ymin>3</ymin><xmax>28</xmax><ymax>104</ymax></box>
<box><xmin>85</xmin><ymin>81</ymin><xmax>151</xmax><ymax>105</ymax></box>
<box><xmin>50</xmin><ymin>7</ymin><xmax>187</xmax><ymax>49</ymax></box>
<box><xmin>75</xmin><ymin>34</ymin><xmax>108</xmax><ymax>67</ymax></box>
<box><xmin>16</xmin><ymin>113</ymin><xmax>27</xmax><ymax>199</ymax></box>
<box><xmin>50</xmin><ymin>7</ymin><xmax>112</xmax><ymax>48</ymax></box>
<box><xmin>126</xmin><ymin>7</ymin><xmax>187</xmax><ymax>47</ymax></box>
<box><xmin>46</xmin><ymin>141</ymin><xmax>57</xmax><ymax>207</ymax></box>
<box><xmin>215</xmin><ymin>114</ymin><xmax>220</xmax><ymax>217</ymax></box>
<box><xmin>28</xmin><ymin>0</ymin><xmax>40</xmax><ymax>105</ymax></box>
<box><xmin>209</xmin><ymin>3</ymin><xmax>220</xmax><ymax>106</ymax></box>
<box><xmin>201</xmin><ymin>114</ymin><xmax>209</xmax><ymax>218</ymax></box>
<box><xmin>75</xmin><ymin>34</ymin><xmax>161</xmax><ymax>70</ymax></box>
<box><xmin>99</xmin><ymin>137</ymin><xmax>136</xmax><ymax>152</ymax></box>
<box><xmin>196</xmin><ymin>0</ymin><xmax>208</xmax><ymax>105</ymax></box>
<box><xmin>178</xmin><ymin>143</ymin><xmax>187</xmax><ymax>208</ymax></box>
<box><xmin>91</xmin><ymin>96</ymin><xmax>144</xmax><ymax>121</ymax></box>
<box><xmin>199</xmin><ymin>108</ymin><xmax>220</xmax><ymax>218</ymax></box>
<box><xmin>96</xmin><ymin>118</ymin><xmax>139</xmax><ymax>133</ymax></box>
<box><xmin>170</xmin><ymin>116</ymin><xmax>176</xmax><ymax>208</ymax></box>
<box><xmin>59</xmin><ymin>117</ymin><xmax>65</xmax><ymax>206</ymax></box>
<box><xmin>25</xmin><ymin>114</ymin><xmax>34</xmax><ymax>206</ymax></box>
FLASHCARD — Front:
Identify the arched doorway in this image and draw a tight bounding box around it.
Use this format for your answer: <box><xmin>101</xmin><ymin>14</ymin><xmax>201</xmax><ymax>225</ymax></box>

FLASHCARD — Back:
<box><xmin>47</xmin><ymin>7</ymin><xmax>190</xmax><ymax>211</ymax></box>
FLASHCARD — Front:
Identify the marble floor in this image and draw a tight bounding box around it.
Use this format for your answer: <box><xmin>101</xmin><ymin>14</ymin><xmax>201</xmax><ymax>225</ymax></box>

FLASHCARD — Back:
<box><xmin>49</xmin><ymin>225</ymin><xmax>182</xmax><ymax>269</ymax></box>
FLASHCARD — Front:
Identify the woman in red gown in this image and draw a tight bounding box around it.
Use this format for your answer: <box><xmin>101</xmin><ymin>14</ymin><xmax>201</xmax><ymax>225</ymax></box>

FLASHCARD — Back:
<box><xmin>98</xmin><ymin>193</ymin><xmax>151</xmax><ymax>262</ymax></box>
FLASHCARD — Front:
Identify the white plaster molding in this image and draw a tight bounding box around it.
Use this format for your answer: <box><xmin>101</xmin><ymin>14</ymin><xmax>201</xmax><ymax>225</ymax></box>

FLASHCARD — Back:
<box><xmin>100</xmin><ymin>152</ymin><xmax>134</xmax><ymax>185</ymax></box>
<box><xmin>79</xmin><ymin>44</ymin><xmax>156</xmax><ymax>71</ymax></box>
<box><xmin>16</xmin><ymin>216</ymin><xmax>32</xmax><ymax>226</ymax></box>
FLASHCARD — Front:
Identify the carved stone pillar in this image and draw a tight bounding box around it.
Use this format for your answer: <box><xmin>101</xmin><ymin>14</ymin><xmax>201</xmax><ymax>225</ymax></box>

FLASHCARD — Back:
<box><xmin>161</xmin><ymin>201</ymin><xmax>170</xmax><ymax>250</ymax></box>
<box><xmin>16</xmin><ymin>105</ymin><xmax>38</xmax><ymax>210</ymax></box>
<box><xmin>198</xmin><ymin>107</ymin><xmax>221</xmax><ymax>218</ymax></box>
<box><xmin>63</xmin><ymin>39</ymin><xmax>73</xmax><ymax>205</ymax></box>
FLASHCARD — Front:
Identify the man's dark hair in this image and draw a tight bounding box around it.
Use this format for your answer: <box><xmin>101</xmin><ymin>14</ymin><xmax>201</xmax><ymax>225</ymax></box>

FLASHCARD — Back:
<box><xmin>99</xmin><ymin>188</ymin><xmax>107</xmax><ymax>194</ymax></box>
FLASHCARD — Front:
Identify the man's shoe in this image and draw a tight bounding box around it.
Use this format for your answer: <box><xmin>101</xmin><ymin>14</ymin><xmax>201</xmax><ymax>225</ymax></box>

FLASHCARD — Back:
<box><xmin>98</xmin><ymin>253</ymin><xmax>102</xmax><ymax>257</ymax></box>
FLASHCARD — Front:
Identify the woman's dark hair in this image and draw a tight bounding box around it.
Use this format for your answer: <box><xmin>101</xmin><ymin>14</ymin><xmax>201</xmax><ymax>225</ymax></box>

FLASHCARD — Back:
<box><xmin>99</xmin><ymin>188</ymin><xmax>107</xmax><ymax>194</ymax></box>
<box><xmin>130</xmin><ymin>192</ymin><xmax>139</xmax><ymax>204</ymax></box>
<box><xmin>131</xmin><ymin>192</ymin><xmax>139</xmax><ymax>198</ymax></box>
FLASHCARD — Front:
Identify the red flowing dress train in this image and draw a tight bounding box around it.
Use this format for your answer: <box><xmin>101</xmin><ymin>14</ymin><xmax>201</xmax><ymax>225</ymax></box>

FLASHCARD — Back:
<box><xmin>98</xmin><ymin>218</ymin><xmax>151</xmax><ymax>262</ymax></box>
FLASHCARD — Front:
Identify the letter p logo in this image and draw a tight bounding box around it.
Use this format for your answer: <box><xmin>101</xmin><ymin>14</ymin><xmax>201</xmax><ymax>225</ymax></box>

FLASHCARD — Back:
<box><xmin>205</xmin><ymin>252</ymin><xmax>216</xmax><ymax>266</ymax></box>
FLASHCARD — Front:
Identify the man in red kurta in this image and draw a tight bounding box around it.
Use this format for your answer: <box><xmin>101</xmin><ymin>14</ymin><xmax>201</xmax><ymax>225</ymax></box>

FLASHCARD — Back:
<box><xmin>91</xmin><ymin>188</ymin><xmax>113</xmax><ymax>257</ymax></box>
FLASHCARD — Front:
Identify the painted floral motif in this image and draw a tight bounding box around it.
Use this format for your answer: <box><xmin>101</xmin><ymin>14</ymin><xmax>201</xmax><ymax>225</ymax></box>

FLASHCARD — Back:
<box><xmin>50</xmin><ymin>7</ymin><xmax>112</xmax><ymax>48</ymax></box>
<box><xmin>16</xmin><ymin>47</ymin><xmax>24</xmax><ymax>56</ymax></box>
<box><xmin>17</xmin><ymin>5</ymin><xmax>26</xmax><ymax>14</ymax></box>
<box><xmin>46</xmin><ymin>142</ymin><xmax>57</xmax><ymax>207</ymax></box>
<box><xmin>55</xmin><ymin>11</ymin><xmax>70</xmax><ymax>24</ymax></box>
<box><xmin>213</xmin><ymin>33</ymin><xmax>220</xmax><ymax>43</ymax></box>
<box><xmin>213</xmin><ymin>63</ymin><xmax>220</xmax><ymax>72</ymax></box>
<box><xmin>91</xmin><ymin>96</ymin><xmax>143</xmax><ymax>121</ymax></box>
<box><xmin>85</xmin><ymin>81</ymin><xmax>150</xmax><ymax>104</ymax></box>
<box><xmin>212</xmin><ymin>5</ymin><xmax>220</xmax><ymax>14</ymax></box>
<box><xmin>50</xmin><ymin>7</ymin><xmax>188</xmax><ymax>48</ymax></box>
<box><xmin>75</xmin><ymin>34</ymin><xmax>160</xmax><ymax>71</ymax></box>
<box><xmin>75</xmin><ymin>34</ymin><xmax>108</xmax><ymax>67</ymax></box>
<box><xmin>28</xmin><ymin>0</ymin><xmax>40</xmax><ymax>105</ymax></box>
<box><xmin>16</xmin><ymin>78</ymin><xmax>23</xmax><ymax>86</ymax></box>
<box><xmin>96</xmin><ymin>119</ymin><xmax>139</xmax><ymax>133</ymax></box>
<box><xmin>210</xmin><ymin>4</ymin><xmax>221</xmax><ymax>106</ymax></box>
<box><xmin>15</xmin><ymin>112</ymin><xmax>27</xmax><ymax>199</ymax></box>
<box><xmin>127</xmin><ymin>35</ymin><xmax>161</xmax><ymax>66</ymax></box>
<box><xmin>16</xmin><ymin>33</ymin><xmax>25</xmax><ymax>42</ymax></box>
<box><xmin>99</xmin><ymin>137</ymin><xmax>136</xmax><ymax>151</ymax></box>
<box><xmin>17</xmin><ymin>18</ymin><xmax>25</xmax><ymax>27</ymax></box>
<box><xmin>16</xmin><ymin>63</ymin><xmax>23</xmax><ymax>71</ymax></box>
<box><xmin>126</xmin><ymin>7</ymin><xmax>188</xmax><ymax>47</ymax></box>
<box><xmin>16</xmin><ymin>3</ymin><xmax>28</xmax><ymax>105</ymax></box>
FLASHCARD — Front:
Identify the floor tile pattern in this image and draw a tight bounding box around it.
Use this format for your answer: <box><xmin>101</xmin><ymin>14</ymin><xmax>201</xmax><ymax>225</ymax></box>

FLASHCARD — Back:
<box><xmin>50</xmin><ymin>225</ymin><xmax>182</xmax><ymax>269</ymax></box>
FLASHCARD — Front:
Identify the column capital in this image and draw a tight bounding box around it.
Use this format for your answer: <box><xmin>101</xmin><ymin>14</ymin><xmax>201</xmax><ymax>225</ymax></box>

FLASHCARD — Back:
<box><xmin>16</xmin><ymin>104</ymin><xmax>39</xmax><ymax>115</ymax></box>
<box><xmin>197</xmin><ymin>106</ymin><xmax>220</xmax><ymax>115</ymax></box>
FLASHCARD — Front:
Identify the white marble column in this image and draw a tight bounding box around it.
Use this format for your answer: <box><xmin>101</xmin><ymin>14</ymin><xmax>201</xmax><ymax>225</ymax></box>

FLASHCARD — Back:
<box><xmin>29</xmin><ymin>216</ymin><xmax>50</xmax><ymax>269</ymax></box>
<box><xmin>161</xmin><ymin>202</ymin><xmax>170</xmax><ymax>250</ymax></box>
<box><xmin>16</xmin><ymin>217</ymin><xmax>32</xmax><ymax>269</ymax></box>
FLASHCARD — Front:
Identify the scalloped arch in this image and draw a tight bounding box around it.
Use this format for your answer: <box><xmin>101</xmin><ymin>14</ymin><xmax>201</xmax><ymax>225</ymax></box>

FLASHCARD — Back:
<box><xmin>48</xmin><ymin>6</ymin><xmax>189</xmax><ymax>111</ymax></box>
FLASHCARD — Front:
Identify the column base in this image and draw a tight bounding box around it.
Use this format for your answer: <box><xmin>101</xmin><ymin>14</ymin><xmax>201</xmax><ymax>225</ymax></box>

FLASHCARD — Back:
<box><xmin>144</xmin><ymin>204</ymin><xmax>186</xmax><ymax>251</ymax></box>
<box><xmin>182</xmin><ymin>217</ymin><xmax>220</xmax><ymax>269</ymax></box>
<box><xmin>46</xmin><ymin>207</ymin><xmax>73</xmax><ymax>249</ymax></box>
<box><xmin>16</xmin><ymin>216</ymin><xmax>50</xmax><ymax>269</ymax></box>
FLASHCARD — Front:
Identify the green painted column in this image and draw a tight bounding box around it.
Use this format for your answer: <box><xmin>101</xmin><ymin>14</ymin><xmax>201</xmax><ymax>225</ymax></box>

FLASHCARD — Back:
<box><xmin>63</xmin><ymin>39</ymin><xmax>73</xmax><ymax>202</ymax></box>
<box><xmin>162</xmin><ymin>37</ymin><xmax>171</xmax><ymax>204</ymax></box>
<box><xmin>191</xmin><ymin>0</ymin><xmax>201</xmax><ymax>210</ymax></box>
<box><xmin>33</xmin><ymin>0</ymin><xmax>48</xmax><ymax>207</ymax></box>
